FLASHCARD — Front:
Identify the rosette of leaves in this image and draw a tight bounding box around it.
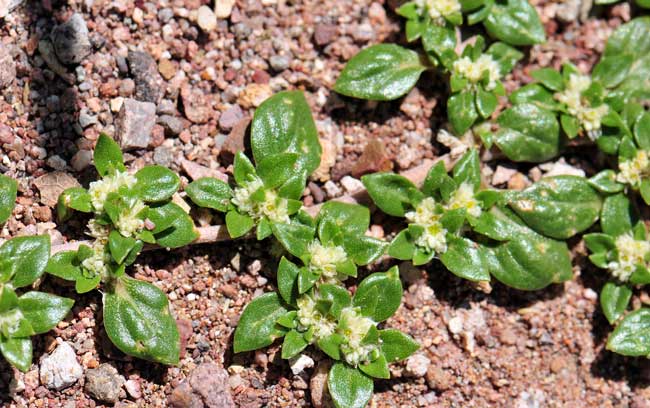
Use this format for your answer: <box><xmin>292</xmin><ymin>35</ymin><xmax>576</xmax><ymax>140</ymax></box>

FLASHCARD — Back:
<box><xmin>447</xmin><ymin>37</ymin><xmax>522</xmax><ymax>134</ymax></box>
<box><xmin>234</xmin><ymin>266</ymin><xmax>419</xmax><ymax>408</ymax></box>
<box><xmin>271</xmin><ymin>201</ymin><xmax>388</xmax><ymax>296</ymax></box>
<box><xmin>0</xmin><ymin>196</ymin><xmax>73</xmax><ymax>371</ymax></box>
<box><xmin>396</xmin><ymin>0</ymin><xmax>545</xmax><ymax>51</ymax></box>
<box><xmin>47</xmin><ymin>134</ymin><xmax>196</xmax><ymax>365</ymax></box>
<box><xmin>362</xmin><ymin>149</ymin><xmax>574</xmax><ymax>290</ymax></box>
<box><xmin>185</xmin><ymin>91</ymin><xmax>321</xmax><ymax>241</ymax></box>
<box><xmin>583</xmin><ymin>193</ymin><xmax>650</xmax><ymax>357</ymax></box>
<box><xmin>362</xmin><ymin>149</ymin><xmax>492</xmax><ymax>283</ymax></box>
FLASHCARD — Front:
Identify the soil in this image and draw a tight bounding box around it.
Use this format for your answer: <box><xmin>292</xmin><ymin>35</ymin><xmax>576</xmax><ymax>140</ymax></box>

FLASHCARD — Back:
<box><xmin>0</xmin><ymin>0</ymin><xmax>649</xmax><ymax>407</ymax></box>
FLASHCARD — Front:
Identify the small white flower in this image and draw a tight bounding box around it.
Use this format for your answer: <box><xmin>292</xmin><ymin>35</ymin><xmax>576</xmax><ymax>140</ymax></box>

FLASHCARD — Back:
<box><xmin>617</xmin><ymin>150</ymin><xmax>650</xmax><ymax>188</ymax></box>
<box><xmin>406</xmin><ymin>197</ymin><xmax>448</xmax><ymax>254</ymax></box>
<box><xmin>86</xmin><ymin>219</ymin><xmax>110</xmax><ymax>242</ymax></box>
<box><xmin>453</xmin><ymin>55</ymin><xmax>501</xmax><ymax>91</ymax></box>
<box><xmin>338</xmin><ymin>307</ymin><xmax>379</xmax><ymax>366</ymax></box>
<box><xmin>81</xmin><ymin>241</ymin><xmax>111</xmax><ymax>279</ymax></box>
<box><xmin>555</xmin><ymin>74</ymin><xmax>609</xmax><ymax>138</ymax></box>
<box><xmin>231</xmin><ymin>178</ymin><xmax>264</xmax><ymax>214</ymax></box>
<box><xmin>88</xmin><ymin>171</ymin><xmax>137</xmax><ymax>213</ymax></box>
<box><xmin>415</xmin><ymin>0</ymin><xmax>461</xmax><ymax>23</ymax></box>
<box><xmin>232</xmin><ymin>178</ymin><xmax>291</xmax><ymax>224</ymax></box>
<box><xmin>114</xmin><ymin>200</ymin><xmax>146</xmax><ymax>237</ymax></box>
<box><xmin>608</xmin><ymin>233</ymin><xmax>650</xmax><ymax>282</ymax></box>
<box><xmin>259</xmin><ymin>190</ymin><xmax>291</xmax><ymax>224</ymax></box>
<box><xmin>308</xmin><ymin>240</ymin><xmax>348</xmax><ymax>279</ymax></box>
<box><xmin>296</xmin><ymin>295</ymin><xmax>337</xmax><ymax>340</ymax></box>
<box><xmin>446</xmin><ymin>181</ymin><xmax>482</xmax><ymax>218</ymax></box>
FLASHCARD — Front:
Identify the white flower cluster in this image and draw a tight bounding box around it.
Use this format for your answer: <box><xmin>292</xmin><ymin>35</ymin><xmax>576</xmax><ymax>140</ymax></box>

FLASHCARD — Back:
<box><xmin>115</xmin><ymin>201</ymin><xmax>146</xmax><ymax>238</ymax></box>
<box><xmin>555</xmin><ymin>74</ymin><xmax>609</xmax><ymax>140</ymax></box>
<box><xmin>339</xmin><ymin>307</ymin><xmax>379</xmax><ymax>366</ymax></box>
<box><xmin>607</xmin><ymin>233</ymin><xmax>650</xmax><ymax>282</ymax></box>
<box><xmin>414</xmin><ymin>0</ymin><xmax>461</xmax><ymax>24</ymax></box>
<box><xmin>81</xmin><ymin>242</ymin><xmax>111</xmax><ymax>280</ymax></box>
<box><xmin>452</xmin><ymin>55</ymin><xmax>501</xmax><ymax>91</ymax></box>
<box><xmin>617</xmin><ymin>150</ymin><xmax>650</xmax><ymax>188</ymax></box>
<box><xmin>232</xmin><ymin>178</ymin><xmax>291</xmax><ymax>224</ymax></box>
<box><xmin>406</xmin><ymin>197</ymin><xmax>448</xmax><ymax>254</ymax></box>
<box><xmin>88</xmin><ymin>171</ymin><xmax>137</xmax><ymax>213</ymax></box>
<box><xmin>296</xmin><ymin>295</ymin><xmax>337</xmax><ymax>339</ymax></box>
<box><xmin>308</xmin><ymin>240</ymin><xmax>348</xmax><ymax>280</ymax></box>
<box><xmin>447</xmin><ymin>182</ymin><xmax>482</xmax><ymax>218</ymax></box>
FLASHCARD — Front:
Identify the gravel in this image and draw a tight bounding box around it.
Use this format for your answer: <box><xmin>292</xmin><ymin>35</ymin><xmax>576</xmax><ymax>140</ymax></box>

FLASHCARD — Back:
<box><xmin>39</xmin><ymin>342</ymin><xmax>83</xmax><ymax>391</ymax></box>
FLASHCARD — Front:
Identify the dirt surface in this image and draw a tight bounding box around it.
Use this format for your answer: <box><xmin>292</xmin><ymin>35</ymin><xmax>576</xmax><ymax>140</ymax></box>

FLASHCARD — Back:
<box><xmin>1</xmin><ymin>0</ymin><xmax>649</xmax><ymax>407</ymax></box>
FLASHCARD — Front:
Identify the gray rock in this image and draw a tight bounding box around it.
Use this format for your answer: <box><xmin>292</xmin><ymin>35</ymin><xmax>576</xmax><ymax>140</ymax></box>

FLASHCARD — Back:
<box><xmin>153</xmin><ymin>145</ymin><xmax>174</xmax><ymax>167</ymax></box>
<box><xmin>232</xmin><ymin>23</ymin><xmax>252</xmax><ymax>40</ymax></box>
<box><xmin>269</xmin><ymin>55</ymin><xmax>290</xmax><ymax>72</ymax></box>
<box><xmin>39</xmin><ymin>342</ymin><xmax>83</xmax><ymax>391</ymax></box>
<box><xmin>51</xmin><ymin>14</ymin><xmax>92</xmax><ymax>65</ymax></box>
<box><xmin>115</xmin><ymin>98</ymin><xmax>156</xmax><ymax>149</ymax></box>
<box><xmin>0</xmin><ymin>43</ymin><xmax>15</xmax><ymax>89</ymax></box>
<box><xmin>84</xmin><ymin>363</ymin><xmax>125</xmax><ymax>404</ymax></box>
<box><xmin>157</xmin><ymin>114</ymin><xmax>184</xmax><ymax>136</ymax></box>
<box><xmin>71</xmin><ymin>149</ymin><xmax>92</xmax><ymax>172</ymax></box>
<box><xmin>0</xmin><ymin>0</ymin><xmax>24</xmax><ymax>18</ymax></box>
<box><xmin>127</xmin><ymin>50</ymin><xmax>164</xmax><ymax>104</ymax></box>
<box><xmin>218</xmin><ymin>105</ymin><xmax>243</xmax><ymax>132</ymax></box>
<box><xmin>79</xmin><ymin>109</ymin><xmax>98</xmax><ymax>128</ymax></box>
<box><xmin>168</xmin><ymin>363</ymin><xmax>234</xmax><ymax>408</ymax></box>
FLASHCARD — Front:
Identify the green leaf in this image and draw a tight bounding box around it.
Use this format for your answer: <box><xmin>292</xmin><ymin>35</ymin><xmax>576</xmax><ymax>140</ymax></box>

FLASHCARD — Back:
<box><xmin>509</xmin><ymin>84</ymin><xmax>559</xmax><ymax>111</ymax></box>
<box><xmin>251</xmin><ymin>91</ymin><xmax>322</xmax><ymax>175</ymax></box>
<box><xmin>494</xmin><ymin>103</ymin><xmax>561</xmax><ymax>163</ymax></box>
<box><xmin>588</xmin><ymin>170</ymin><xmax>624</xmax><ymax>194</ymax></box>
<box><xmin>334</xmin><ymin>44</ymin><xmax>427</xmax><ymax>101</ymax></box>
<box><xmin>476</xmin><ymin>88</ymin><xmax>497</xmax><ymax>119</ymax></box>
<box><xmin>560</xmin><ymin>114</ymin><xmax>580</xmax><ymax>139</ymax></box>
<box><xmin>486</xmin><ymin>42</ymin><xmax>523</xmax><ymax>76</ymax></box>
<box><xmin>421</xmin><ymin>24</ymin><xmax>457</xmax><ymax>68</ymax></box>
<box><xmin>362</xmin><ymin>173</ymin><xmax>422</xmax><ymax>217</ymax></box>
<box><xmin>359</xmin><ymin>354</ymin><xmax>390</xmax><ymax>379</ymax></box>
<box><xmin>256</xmin><ymin>153</ymin><xmax>301</xmax><ymax>190</ymax></box>
<box><xmin>440</xmin><ymin>236</ymin><xmax>490</xmax><ymax>282</ymax></box>
<box><xmin>149</xmin><ymin>203</ymin><xmax>198</xmax><ymax>248</ymax></box>
<box><xmin>531</xmin><ymin>68</ymin><xmax>564</xmax><ymax>92</ymax></box>
<box><xmin>103</xmin><ymin>276</ymin><xmax>180</xmax><ymax>364</ymax></box>
<box><xmin>634</xmin><ymin>112</ymin><xmax>650</xmax><ymax>150</ymax></box>
<box><xmin>76</xmin><ymin>274</ymin><xmax>101</xmax><ymax>294</ymax></box>
<box><xmin>45</xmin><ymin>251</ymin><xmax>82</xmax><ymax>281</ymax></box>
<box><xmin>57</xmin><ymin>187</ymin><xmax>92</xmax><ymax>221</ymax></box>
<box><xmin>233</xmin><ymin>152</ymin><xmax>257</xmax><ymax>185</ymax></box>
<box><xmin>272</xmin><ymin>222</ymin><xmax>315</xmax><ymax>258</ymax></box>
<box><xmin>602</xmin><ymin>17</ymin><xmax>650</xmax><ymax>102</ymax></box>
<box><xmin>135</xmin><ymin>165</ymin><xmax>180</xmax><ymax>202</ymax></box>
<box><xmin>327</xmin><ymin>363</ymin><xmax>374</xmax><ymax>408</ymax></box>
<box><xmin>484</xmin><ymin>232</ymin><xmax>572</xmax><ymax>291</ymax></box>
<box><xmin>186</xmin><ymin>177</ymin><xmax>233</xmax><ymax>212</ymax></box>
<box><xmin>0</xmin><ymin>175</ymin><xmax>17</xmax><ymax>224</ymax></box>
<box><xmin>0</xmin><ymin>236</ymin><xmax>50</xmax><ymax>288</ymax></box>
<box><xmin>108</xmin><ymin>230</ymin><xmax>139</xmax><ymax>264</ymax></box>
<box><xmin>319</xmin><ymin>284</ymin><xmax>352</xmax><ymax>319</ymax></box>
<box><xmin>593</xmin><ymin>55</ymin><xmax>633</xmax><ymax>89</ymax></box>
<box><xmin>607</xmin><ymin>308</ymin><xmax>650</xmax><ymax>356</ymax></box>
<box><xmin>318</xmin><ymin>202</ymin><xmax>370</xmax><ymax>241</ymax></box>
<box><xmin>343</xmin><ymin>235</ymin><xmax>387</xmax><ymax>266</ymax></box>
<box><xmin>600</xmin><ymin>193</ymin><xmax>635</xmax><ymax>237</ymax></box>
<box><xmin>281</xmin><ymin>329</ymin><xmax>309</xmax><ymax>359</ymax></box>
<box><xmin>506</xmin><ymin>176</ymin><xmax>602</xmax><ymax>239</ymax></box>
<box><xmin>483</xmin><ymin>0</ymin><xmax>545</xmax><ymax>46</ymax></box>
<box><xmin>379</xmin><ymin>329</ymin><xmax>419</xmax><ymax>363</ymax></box>
<box><xmin>317</xmin><ymin>333</ymin><xmax>344</xmax><ymax>360</ymax></box>
<box><xmin>0</xmin><ymin>336</ymin><xmax>32</xmax><ymax>372</ymax></box>
<box><xmin>448</xmin><ymin>91</ymin><xmax>479</xmax><ymax>135</ymax></box>
<box><xmin>226</xmin><ymin>210</ymin><xmax>254</xmax><ymax>239</ymax></box>
<box><xmin>94</xmin><ymin>134</ymin><xmax>125</xmax><ymax>176</ymax></box>
<box><xmin>453</xmin><ymin>148</ymin><xmax>481</xmax><ymax>190</ymax></box>
<box><xmin>234</xmin><ymin>292</ymin><xmax>288</xmax><ymax>353</ymax></box>
<box><xmin>583</xmin><ymin>233</ymin><xmax>616</xmax><ymax>255</ymax></box>
<box><xmin>17</xmin><ymin>292</ymin><xmax>73</xmax><ymax>335</ymax></box>
<box><xmin>353</xmin><ymin>266</ymin><xmax>402</xmax><ymax>322</ymax></box>
<box><xmin>388</xmin><ymin>229</ymin><xmax>417</xmax><ymax>260</ymax></box>
<box><xmin>298</xmin><ymin>268</ymin><xmax>319</xmax><ymax>294</ymax></box>
<box><xmin>600</xmin><ymin>283</ymin><xmax>632</xmax><ymax>325</ymax></box>
<box><xmin>277</xmin><ymin>257</ymin><xmax>300</xmax><ymax>306</ymax></box>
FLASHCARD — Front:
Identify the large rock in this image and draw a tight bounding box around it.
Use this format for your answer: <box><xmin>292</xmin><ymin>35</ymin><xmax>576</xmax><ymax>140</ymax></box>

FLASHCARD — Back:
<box><xmin>127</xmin><ymin>50</ymin><xmax>165</xmax><ymax>104</ymax></box>
<box><xmin>115</xmin><ymin>98</ymin><xmax>156</xmax><ymax>149</ymax></box>
<box><xmin>168</xmin><ymin>363</ymin><xmax>234</xmax><ymax>408</ymax></box>
<box><xmin>0</xmin><ymin>43</ymin><xmax>15</xmax><ymax>89</ymax></box>
<box><xmin>39</xmin><ymin>342</ymin><xmax>83</xmax><ymax>391</ymax></box>
<box><xmin>51</xmin><ymin>13</ymin><xmax>92</xmax><ymax>65</ymax></box>
<box><xmin>84</xmin><ymin>363</ymin><xmax>125</xmax><ymax>404</ymax></box>
<box><xmin>34</xmin><ymin>172</ymin><xmax>81</xmax><ymax>207</ymax></box>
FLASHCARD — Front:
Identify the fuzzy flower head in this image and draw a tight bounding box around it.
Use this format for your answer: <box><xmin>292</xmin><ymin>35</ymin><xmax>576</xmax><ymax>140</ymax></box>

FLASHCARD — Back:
<box><xmin>114</xmin><ymin>200</ymin><xmax>146</xmax><ymax>238</ymax></box>
<box><xmin>608</xmin><ymin>233</ymin><xmax>650</xmax><ymax>282</ymax></box>
<box><xmin>88</xmin><ymin>171</ymin><xmax>137</xmax><ymax>213</ymax></box>
<box><xmin>406</xmin><ymin>197</ymin><xmax>448</xmax><ymax>254</ymax></box>
<box><xmin>296</xmin><ymin>295</ymin><xmax>337</xmax><ymax>340</ymax></box>
<box><xmin>415</xmin><ymin>0</ymin><xmax>461</xmax><ymax>24</ymax></box>
<box><xmin>555</xmin><ymin>74</ymin><xmax>609</xmax><ymax>140</ymax></box>
<box><xmin>258</xmin><ymin>190</ymin><xmax>290</xmax><ymax>224</ymax></box>
<box><xmin>81</xmin><ymin>242</ymin><xmax>111</xmax><ymax>280</ymax></box>
<box><xmin>231</xmin><ymin>178</ymin><xmax>264</xmax><ymax>215</ymax></box>
<box><xmin>453</xmin><ymin>54</ymin><xmax>501</xmax><ymax>91</ymax></box>
<box><xmin>232</xmin><ymin>178</ymin><xmax>290</xmax><ymax>224</ymax></box>
<box><xmin>308</xmin><ymin>240</ymin><xmax>348</xmax><ymax>280</ymax></box>
<box><xmin>446</xmin><ymin>182</ymin><xmax>482</xmax><ymax>218</ymax></box>
<box><xmin>338</xmin><ymin>307</ymin><xmax>379</xmax><ymax>366</ymax></box>
<box><xmin>86</xmin><ymin>219</ymin><xmax>110</xmax><ymax>242</ymax></box>
<box><xmin>617</xmin><ymin>150</ymin><xmax>650</xmax><ymax>188</ymax></box>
